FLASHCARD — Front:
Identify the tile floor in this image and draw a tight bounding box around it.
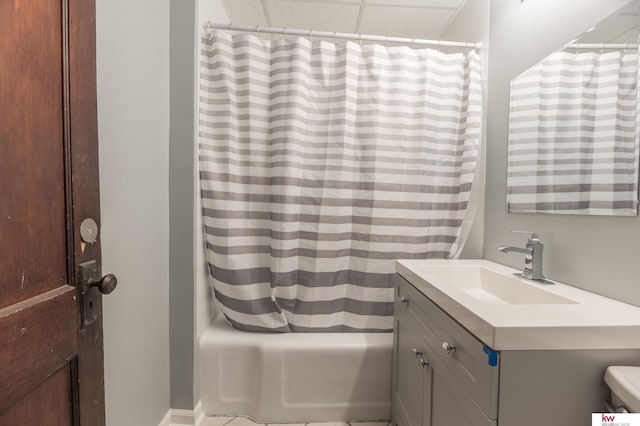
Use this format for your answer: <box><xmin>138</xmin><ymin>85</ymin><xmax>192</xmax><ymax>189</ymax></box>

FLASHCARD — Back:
<box><xmin>202</xmin><ymin>416</ymin><xmax>390</xmax><ymax>426</ymax></box>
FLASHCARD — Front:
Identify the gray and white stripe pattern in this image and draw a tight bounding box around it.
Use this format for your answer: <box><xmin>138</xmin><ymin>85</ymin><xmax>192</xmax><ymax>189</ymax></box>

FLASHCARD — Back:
<box><xmin>508</xmin><ymin>50</ymin><xmax>639</xmax><ymax>215</ymax></box>
<box><xmin>199</xmin><ymin>30</ymin><xmax>482</xmax><ymax>332</ymax></box>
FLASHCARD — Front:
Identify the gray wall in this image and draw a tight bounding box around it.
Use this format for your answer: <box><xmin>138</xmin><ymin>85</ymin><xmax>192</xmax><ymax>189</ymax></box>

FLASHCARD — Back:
<box><xmin>169</xmin><ymin>0</ymin><xmax>229</xmax><ymax>411</ymax></box>
<box><xmin>484</xmin><ymin>0</ymin><xmax>640</xmax><ymax>307</ymax></box>
<box><xmin>169</xmin><ymin>0</ymin><xmax>197</xmax><ymax>410</ymax></box>
<box><xmin>96</xmin><ymin>0</ymin><xmax>171</xmax><ymax>423</ymax></box>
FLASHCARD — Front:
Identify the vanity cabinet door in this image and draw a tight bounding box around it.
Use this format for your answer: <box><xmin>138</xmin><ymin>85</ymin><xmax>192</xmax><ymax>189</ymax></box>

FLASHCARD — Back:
<box><xmin>394</xmin><ymin>275</ymin><xmax>498</xmax><ymax>426</ymax></box>
<box><xmin>424</xmin><ymin>342</ymin><xmax>496</xmax><ymax>426</ymax></box>
<box><xmin>395</xmin><ymin>276</ymin><xmax>499</xmax><ymax>418</ymax></box>
<box><xmin>392</xmin><ymin>292</ymin><xmax>430</xmax><ymax>426</ymax></box>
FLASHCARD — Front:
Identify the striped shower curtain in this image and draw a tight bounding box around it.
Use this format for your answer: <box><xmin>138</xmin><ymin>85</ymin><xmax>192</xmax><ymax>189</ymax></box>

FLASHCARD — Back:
<box><xmin>198</xmin><ymin>30</ymin><xmax>482</xmax><ymax>332</ymax></box>
<box><xmin>508</xmin><ymin>49</ymin><xmax>639</xmax><ymax>215</ymax></box>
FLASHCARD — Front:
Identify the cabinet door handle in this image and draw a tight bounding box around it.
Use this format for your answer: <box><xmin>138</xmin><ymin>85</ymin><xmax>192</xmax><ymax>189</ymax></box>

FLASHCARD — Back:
<box><xmin>400</xmin><ymin>297</ymin><xmax>409</xmax><ymax>305</ymax></box>
<box><xmin>412</xmin><ymin>348</ymin><xmax>423</xmax><ymax>358</ymax></box>
<box><xmin>419</xmin><ymin>358</ymin><xmax>429</xmax><ymax>368</ymax></box>
<box><xmin>442</xmin><ymin>341</ymin><xmax>456</xmax><ymax>354</ymax></box>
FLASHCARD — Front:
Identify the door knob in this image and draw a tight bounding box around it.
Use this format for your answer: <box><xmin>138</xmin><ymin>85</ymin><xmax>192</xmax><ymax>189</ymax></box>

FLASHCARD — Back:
<box><xmin>79</xmin><ymin>261</ymin><xmax>118</xmax><ymax>295</ymax></box>
<box><xmin>88</xmin><ymin>274</ymin><xmax>118</xmax><ymax>294</ymax></box>
<box><xmin>78</xmin><ymin>261</ymin><xmax>118</xmax><ymax>327</ymax></box>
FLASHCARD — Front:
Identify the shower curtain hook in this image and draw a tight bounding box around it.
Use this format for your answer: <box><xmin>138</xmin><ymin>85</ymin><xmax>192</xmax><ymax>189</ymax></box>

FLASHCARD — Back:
<box><xmin>310</xmin><ymin>29</ymin><xmax>313</xmax><ymax>42</ymax></box>
<box><xmin>359</xmin><ymin>33</ymin><xmax>363</xmax><ymax>46</ymax></box>
<box><xmin>255</xmin><ymin>25</ymin><xmax>260</xmax><ymax>34</ymax></box>
<box><xmin>283</xmin><ymin>27</ymin><xmax>287</xmax><ymax>41</ymax></box>
<box><xmin>411</xmin><ymin>37</ymin><xmax>415</xmax><ymax>49</ymax></box>
<box><xmin>385</xmin><ymin>35</ymin><xmax>389</xmax><ymax>47</ymax></box>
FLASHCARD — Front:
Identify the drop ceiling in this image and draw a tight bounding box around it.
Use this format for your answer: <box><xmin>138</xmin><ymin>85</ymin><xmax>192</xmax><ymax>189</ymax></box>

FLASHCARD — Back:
<box><xmin>221</xmin><ymin>0</ymin><xmax>468</xmax><ymax>40</ymax></box>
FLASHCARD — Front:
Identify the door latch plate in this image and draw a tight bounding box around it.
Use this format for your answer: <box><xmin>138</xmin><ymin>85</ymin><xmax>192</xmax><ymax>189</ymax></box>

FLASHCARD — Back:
<box><xmin>79</xmin><ymin>260</ymin><xmax>100</xmax><ymax>327</ymax></box>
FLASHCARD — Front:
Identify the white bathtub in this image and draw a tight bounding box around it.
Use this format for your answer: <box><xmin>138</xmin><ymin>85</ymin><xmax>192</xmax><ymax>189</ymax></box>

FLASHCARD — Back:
<box><xmin>199</xmin><ymin>315</ymin><xmax>393</xmax><ymax>423</ymax></box>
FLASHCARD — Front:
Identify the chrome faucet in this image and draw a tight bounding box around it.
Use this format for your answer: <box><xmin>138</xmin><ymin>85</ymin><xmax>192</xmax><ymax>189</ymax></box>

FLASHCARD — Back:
<box><xmin>497</xmin><ymin>231</ymin><xmax>547</xmax><ymax>282</ymax></box>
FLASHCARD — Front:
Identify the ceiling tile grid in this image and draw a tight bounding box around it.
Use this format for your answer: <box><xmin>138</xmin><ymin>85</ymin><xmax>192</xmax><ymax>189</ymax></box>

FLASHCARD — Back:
<box><xmin>366</xmin><ymin>0</ymin><xmax>462</xmax><ymax>7</ymax></box>
<box><xmin>359</xmin><ymin>5</ymin><xmax>456</xmax><ymax>39</ymax></box>
<box><xmin>220</xmin><ymin>0</ymin><xmax>469</xmax><ymax>40</ymax></box>
<box><xmin>221</xmin><ymin>0</ymin><xmax>269</xmax><ymax>26</ymax></box>
<box><xmin>267</xmin><ymin>0</ymin><xmax>362</xmax><ymax>33</ymax></box>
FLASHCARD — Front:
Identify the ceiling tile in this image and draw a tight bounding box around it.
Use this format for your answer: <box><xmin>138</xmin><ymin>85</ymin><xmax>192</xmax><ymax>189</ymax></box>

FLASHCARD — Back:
<box><xmin>266</xmin><ymin>0</ymin><xmax>361</xmax><ymax>33</ymax></box>
<box><xmin>358</xmin><ymin>5</ymin><xmax>456</xmax><ymax>39</ymax></box>
<box><xmin>366</xmin><ymin>0</ymin><xmax>464</xmax><ymax>8</ymax></box>
<box><xmin>221</xmin><ymin>0</ymin><xmax>269</xmax><ymax>26</ymax></box>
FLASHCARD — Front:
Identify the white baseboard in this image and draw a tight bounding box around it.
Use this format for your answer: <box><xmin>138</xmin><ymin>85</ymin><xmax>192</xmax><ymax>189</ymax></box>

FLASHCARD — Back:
<box><xmin>157</xmin><ymin>401</ymin><xmax>204</xmax><ymax>426</ymax></box>
<box><xmin>194</xmin><ymin>401</ymin><xmax>205</xmax><ymax>426</ymax></box>
<box><xmin>158</xmin><ymin>410</ymin><xmax>171</xmax><ymax>426</ymax></box>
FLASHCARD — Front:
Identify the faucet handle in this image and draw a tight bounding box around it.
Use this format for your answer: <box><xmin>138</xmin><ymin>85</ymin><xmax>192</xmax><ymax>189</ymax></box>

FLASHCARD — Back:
<box><xmin>511</xmin><ymin>231</ymin><xmax>541</xmax><ymax>241</ymax></box>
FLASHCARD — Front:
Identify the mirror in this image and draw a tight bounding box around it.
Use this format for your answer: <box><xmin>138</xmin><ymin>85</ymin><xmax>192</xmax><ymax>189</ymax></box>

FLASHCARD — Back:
<box><xmin>507</xmin><ymin>0</ymin><xmax>639</xmax><ymax>216</ymax></box>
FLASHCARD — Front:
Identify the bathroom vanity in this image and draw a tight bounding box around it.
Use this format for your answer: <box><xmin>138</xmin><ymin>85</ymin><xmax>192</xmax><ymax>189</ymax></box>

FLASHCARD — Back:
<box><xmin>392</xmin><ymin>260</ymin><xmax>640</xmax><ymax>426</ymax></box>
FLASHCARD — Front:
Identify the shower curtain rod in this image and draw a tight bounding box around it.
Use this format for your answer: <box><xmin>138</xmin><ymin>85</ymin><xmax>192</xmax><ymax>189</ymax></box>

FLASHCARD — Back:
<box><xmin>564</xmin><ymin>42</ymin><xmax>638</xmax><ymax>50</ymax></box>
<box><xmin>203</xmin><ymin>22</ymin><xmax>480</xmax><ymax>49</ymax></box>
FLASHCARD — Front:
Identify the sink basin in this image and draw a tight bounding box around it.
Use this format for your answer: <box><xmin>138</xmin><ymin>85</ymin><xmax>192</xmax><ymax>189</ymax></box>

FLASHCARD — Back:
<box><xmin>420</xmin><ymin>265</ymin><xmax>577</xmax><ymax>305</ymax></box>
<box><xmin>395</xmin><ymin>259</ymin><xmax>640</xmax><ymax>350</ymax></box>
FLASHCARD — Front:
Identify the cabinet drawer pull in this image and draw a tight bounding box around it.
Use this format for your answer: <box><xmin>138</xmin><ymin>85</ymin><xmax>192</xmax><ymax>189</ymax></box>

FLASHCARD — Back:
<box><xmin>419</xmin><ymin>358</ymin><xmax>429</xmax><ymax>368</ymax></box>
<box><xmin>400</xmin><ymin>297</ymin><xmax>409</xmax><ymax>305</ymax></box>
<box><xmin>412</xmin><ymin>348</ymin><xmax>423</xmax><ymax>358</ymax></box>
<box><xmin>442</xmin><ymin>341</ymin><xmax>456</xmax><ymax>354</ymax></box>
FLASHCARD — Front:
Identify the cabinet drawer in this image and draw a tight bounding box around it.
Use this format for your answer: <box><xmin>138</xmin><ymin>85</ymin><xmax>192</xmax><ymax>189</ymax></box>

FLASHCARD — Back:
<box><xmin>396</xmin><ymin>275</ymin><xmax>499</xmax><ymax>420</ymax></box>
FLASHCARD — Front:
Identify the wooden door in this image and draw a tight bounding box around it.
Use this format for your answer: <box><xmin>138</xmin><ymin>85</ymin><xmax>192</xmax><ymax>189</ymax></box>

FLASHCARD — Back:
<box><xmin>0</xmin><ymin>0</ymin><xmax>108</xmax><ymax>424</ymax></box>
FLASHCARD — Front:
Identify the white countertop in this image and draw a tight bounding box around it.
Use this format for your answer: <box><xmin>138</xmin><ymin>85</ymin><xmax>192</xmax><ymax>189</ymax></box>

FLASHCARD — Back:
<box><xmin>396</xmin><ymin>259</ymin><xmax>640</xmax><ymax>350</ymax></box>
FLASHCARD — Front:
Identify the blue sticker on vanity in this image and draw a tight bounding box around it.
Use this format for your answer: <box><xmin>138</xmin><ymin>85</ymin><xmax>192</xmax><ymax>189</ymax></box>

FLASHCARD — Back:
<box><xmin>483</xmin><ymin>345</ymin><xmax>499</xmax><ymax>367</ymax></box>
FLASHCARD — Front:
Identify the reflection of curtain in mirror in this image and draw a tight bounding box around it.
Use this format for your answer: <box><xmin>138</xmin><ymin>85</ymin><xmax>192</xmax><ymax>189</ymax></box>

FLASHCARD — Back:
<box><xmin>198</xmin><ymin>30</ymin><xmax>482</xmax><ymax>332</ymax></box>
<box><xmin>508</xmin><ymin>48</ymin><xmax>639</xmax><ymax>215</ymax></box>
